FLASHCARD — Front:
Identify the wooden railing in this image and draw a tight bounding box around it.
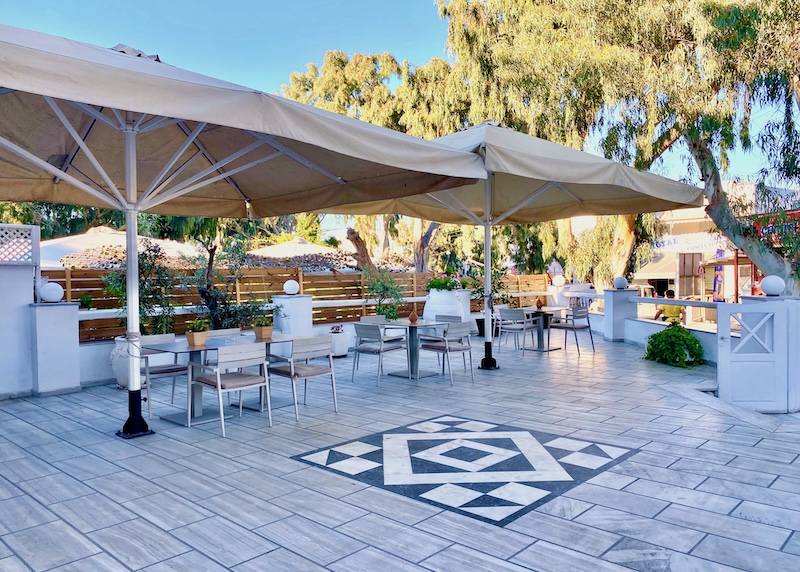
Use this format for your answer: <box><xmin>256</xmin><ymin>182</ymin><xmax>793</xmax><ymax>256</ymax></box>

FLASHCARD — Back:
<box><xmin>44</xmin><ymin>267</ymin><xmax>549</xmax><ymax>343</ymax></box>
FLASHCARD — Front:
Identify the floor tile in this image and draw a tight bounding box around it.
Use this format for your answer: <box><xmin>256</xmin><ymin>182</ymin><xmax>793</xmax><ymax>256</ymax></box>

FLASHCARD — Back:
<box><xmin>171</xmin><ymin>516</ymin><xmax>278</xmax><ymax>568</ymax></box>
<box><xmin>4</xmin><ymin>520</ymin><xmax>100</xmax><ymax>571</ymax></box>
<box><xmin>255</xmin><ymin>515</ymin><xmax>365</xmax><ymax>565</ymax></box>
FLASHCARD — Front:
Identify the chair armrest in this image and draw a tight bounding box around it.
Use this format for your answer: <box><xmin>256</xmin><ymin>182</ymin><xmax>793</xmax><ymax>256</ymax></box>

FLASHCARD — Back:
<box><xmin>187</xmin><ymin>361</ymin><xmax>217</xmax><ymax>374</ymax></box>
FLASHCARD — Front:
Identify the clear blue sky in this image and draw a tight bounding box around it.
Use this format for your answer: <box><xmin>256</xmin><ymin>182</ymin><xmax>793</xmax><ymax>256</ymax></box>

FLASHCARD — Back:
<box><xmin>1</xmin><ymin>0</ymin><xmax>786</xmax><ymax>187</ymax></box>
<box><xmin>0</xmin><ymin>0</ymin><xmax>450</xmax><ymax>94</ymax></box>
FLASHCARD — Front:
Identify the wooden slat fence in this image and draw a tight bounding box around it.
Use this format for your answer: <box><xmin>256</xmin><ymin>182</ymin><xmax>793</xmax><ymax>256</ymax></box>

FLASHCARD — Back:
<box><xmin>48</xmin><ymin>267</ymin><xmax>548</xmax><ymax>342</ymax></box>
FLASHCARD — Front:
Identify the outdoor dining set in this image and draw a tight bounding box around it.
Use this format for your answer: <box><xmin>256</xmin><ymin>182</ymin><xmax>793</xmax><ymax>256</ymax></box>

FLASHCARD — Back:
<box><xmin>135</xmin><ymin>305</ymin><xmax>595</xmax><ymax>438</ymax></box>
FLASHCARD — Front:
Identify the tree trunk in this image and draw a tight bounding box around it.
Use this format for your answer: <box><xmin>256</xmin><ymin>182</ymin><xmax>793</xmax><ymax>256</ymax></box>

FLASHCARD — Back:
<box><xmin>347</xmin><ymin>228</ymin><xmax>376</xmax><ymax>272</ymax></box>
<box><xmin>688</xmin><ymin>139</ymin><xmax>797</xmax><ymax>295</ymax></box>
<box><xmin>606</xmin><ymin>214</ymin><xmax>637</xmax><ymax>284</ymax></box>
<box><xmin>381</xmin><ymin>215</ymin><xmax>390</xmax><ymax>253</ymax></box>
<box><xmin>413</xmin><ymin>221</ymin><xmax>439</xmax><ymax>272</ymax></box>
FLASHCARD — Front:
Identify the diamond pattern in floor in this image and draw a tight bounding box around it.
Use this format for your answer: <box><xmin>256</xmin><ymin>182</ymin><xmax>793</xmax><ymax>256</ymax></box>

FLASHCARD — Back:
<box><xmin>295</xmin><ymin>414</ymin><xmax>638</xmax><ymax>526</ymax></box>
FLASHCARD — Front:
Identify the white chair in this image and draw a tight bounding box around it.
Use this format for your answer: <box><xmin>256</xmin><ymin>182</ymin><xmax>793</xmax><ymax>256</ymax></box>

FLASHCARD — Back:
<box><xmin>356</xmin><ymin>316</ymin><xmax>407</xmax><ymax>368</ymax></box>
<box><xmin>203</xmin><ymin>327</ymin><xmax>242</xmax><ymax>365</ymax></box>
<box><xmin>351</xmin><ymin>323</ymin><xmax>408</xmax><ymax>385</ymax></box>
<box><xmin>549</xmin><ymin>306</ymin><xmax>594</xmax><ymax>355</ymax></box>
<box><xmin>268</xmin><ymin>336</ymin><xmax>338</xmax><ymax>421</ymax></box>
<box><xmin>419</xmin><ymin>321</ymin><xmax>474</xmax><ymax>385</ymax></box>
<box><xmin>495</xmin><ymin>308</ymin><xmax>539</xmax><ymax>350</ymax></box>
<box><xmin>140</xmin><ymin>333</ymin><xmax>186</xmax><ymax>419</ymax></box>
<box><xmin>187</xmin><ymin>342</ymin><xmax>269</xmax><ymax>437</ymax></box>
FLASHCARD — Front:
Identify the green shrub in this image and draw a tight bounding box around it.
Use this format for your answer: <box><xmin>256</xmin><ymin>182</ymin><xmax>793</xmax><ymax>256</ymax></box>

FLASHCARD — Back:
<box><xmin>644</xmin><ymin>323</ymin><xmax>704</xmax><ymax>368</ymax></box>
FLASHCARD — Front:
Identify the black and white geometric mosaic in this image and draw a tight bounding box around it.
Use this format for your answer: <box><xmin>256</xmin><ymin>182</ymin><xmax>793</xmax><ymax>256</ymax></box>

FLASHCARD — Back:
<box><xmin>294</xmin><ymin>415</ymin><xmax>639</xmax><ymax>526</ymax></box>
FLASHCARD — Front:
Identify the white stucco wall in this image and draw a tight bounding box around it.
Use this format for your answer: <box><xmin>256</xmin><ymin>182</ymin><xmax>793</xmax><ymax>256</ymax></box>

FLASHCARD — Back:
<box><xmin>0</xmin><ymin>265</ymin><xmax>34</xmax><ymax>398</ymax></box>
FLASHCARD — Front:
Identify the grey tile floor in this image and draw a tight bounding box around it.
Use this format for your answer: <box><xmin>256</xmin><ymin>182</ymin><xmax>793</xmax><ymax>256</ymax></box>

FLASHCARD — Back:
<box><xmin>2</xmin><ymin>333</ymin><xmax>800</xmax><ymax>571</ymax></box>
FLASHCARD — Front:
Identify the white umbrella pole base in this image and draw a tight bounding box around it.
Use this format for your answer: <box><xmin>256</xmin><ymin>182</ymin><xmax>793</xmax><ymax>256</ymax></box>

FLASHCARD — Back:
<box><xmin>116</xmin><ymin>390</ymin><xmax>155</xmax><ymax>439</ymax></box>
<box><xmin>479</xmin><ymin>342</ymin><xmax>500</xmax><ymax>370</ymax></box>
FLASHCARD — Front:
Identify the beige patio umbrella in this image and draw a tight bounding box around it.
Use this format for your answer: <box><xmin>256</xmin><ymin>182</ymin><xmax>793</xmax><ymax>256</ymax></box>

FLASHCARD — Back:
<box><xmin>327</xmin><ymin>121</ymin><xmax>704</xmax><ymax>368</ymax></box>
<box><xmin>0</xmin><ymin>24</ymin><xmax>484</xmax><ymax>438</ymax></box>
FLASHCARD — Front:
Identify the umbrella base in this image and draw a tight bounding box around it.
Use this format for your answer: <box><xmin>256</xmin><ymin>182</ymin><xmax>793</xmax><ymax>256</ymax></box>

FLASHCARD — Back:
<box><xmin>479</xmin><ymin>342</ymin><xmax>500</xmax><ymax>370</ymax></box>
<box><xmin>116</xmin><ymin>390</ymin><xmax>155</xmax><ymax>439</ymax></box>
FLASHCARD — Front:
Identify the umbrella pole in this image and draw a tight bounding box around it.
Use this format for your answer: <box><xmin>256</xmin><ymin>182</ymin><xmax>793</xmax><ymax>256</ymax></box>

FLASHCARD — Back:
<box><xmin>117</xmin><ymin>123</ymin><xmax>153</xmax><ymax>439</ymax></box>
<box><xmin>480</xmin><ymin>177</ymin><xmax>498</xmax><ymax>369</ymax></box>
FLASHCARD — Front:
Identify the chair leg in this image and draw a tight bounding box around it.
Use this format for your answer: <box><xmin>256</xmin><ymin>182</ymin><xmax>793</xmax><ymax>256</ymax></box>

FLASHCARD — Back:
<box><xmin>186</xmin><ymin>370</ymin><xmax>193</xmax><ymax>429</ymax></box>
<box><xmin>265</xmin><ymin>378</ymin><xmax>273</xmax><ymax>427</ymax></box>
<box><xmin>468</xmin><ymin>350</ymin><xmax>474</xmax><ymax>381</ymax></box>
<box><xmin>218</xmin><ymin>388</ymin><xmax>226</xmax><ymax>438</ymax></box>
<box><xmin>376</xmin><ymin>353</ymin><xmax>382</xmax><ymax>386</ymax></box>
<box><xmin>303</xmin><ymin>378</ymin><xmax>308</xmax><ymax>405</ymax></box>
<box><xmin>170</xmin><ymin>376</ymin><xmax>177</xmax><ymax>405</ymax></box>
<box><xmin>445</xmin><ymin>352</ymin><xmax>453</xmax><ymax>386</ymax></box>
<box><xmin>573</xmin><ymin>326</ymin><xmax>581</xmax><ymax>356</ymax></box>
<box><xmin>351</xmin><ymin>352</ymin><xmax>358</xmax><ymax>383</ymax></box>
<box><xmin>290</xmin><ymin>379</ymin><xmax>299</xmax><ymax>421</ymax></box>
<box><xmin>330</xmin><ymin>357</ymin><xmax>338</xmax><ymax>412</ymax></box>
<box><xmin>588</xmin><ymin>325</ymin><xmax>595</xmax><ymax>352</ymax></box>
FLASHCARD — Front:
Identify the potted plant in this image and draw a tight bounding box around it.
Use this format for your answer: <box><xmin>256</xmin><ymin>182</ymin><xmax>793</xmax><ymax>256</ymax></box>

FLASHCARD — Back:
<box><xmin>423</xmin><ymin>271</ymin><xmax>471</xmax><ymax>322</ymax></box>
<box><xmin>329</xmin><ymin>324</ymin><xmax>349</xmax><ymax>357</ymax></box>
<box><xmin>252</xmin><ymin>303</ymin><xmax>284</xmax><ymax>339</ymax></box>
<box><xmin>186</xmin><ymin>318</ymin><xmax>210</xmax><ymax>346</ymax></box>
<box><xmin>252</xmin><ymin>314</ymin><xmax>275</xmax><ymax>339</ymax></box>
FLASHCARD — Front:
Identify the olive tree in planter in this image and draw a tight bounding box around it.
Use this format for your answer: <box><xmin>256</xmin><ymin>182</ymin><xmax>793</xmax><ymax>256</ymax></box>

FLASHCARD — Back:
<box><xmin>365</xmin><ymin>268</ymin><xmax>403</xmax><ymax>321</ymax></box>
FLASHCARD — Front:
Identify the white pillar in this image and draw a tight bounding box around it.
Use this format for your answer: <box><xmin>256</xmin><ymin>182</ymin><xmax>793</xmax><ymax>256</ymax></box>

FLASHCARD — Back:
<box><xmin>603</xmin><ymin>288</ymin><xmax>639</xmax><ymax>341</ymax></box>
<box><xmin>30</xmin><ymin>302</ymin><xmax>80</xmax><ymax>396</ymax></box>
<box><xmin>0</xmin><ymin>265</ymin><xmax>34</xmax><ymax>397</ymax></box>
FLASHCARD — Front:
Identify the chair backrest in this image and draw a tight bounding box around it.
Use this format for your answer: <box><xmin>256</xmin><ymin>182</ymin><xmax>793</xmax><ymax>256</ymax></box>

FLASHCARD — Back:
<box><xmin>435</xmin><ymin>315</ymin><xmax>462</xmax><ymax>323</ymax></box>
<box><xmin>207</xmin><ymin>328</ymin><xmax>242</xmax><ymax>338</ymax></box>
<box><xmin>216</xmin><ymin>342</ymin><xmax>267</xmax><ymax>369</ymax></box>
<box><xmin>354</xmin><ymin>323</ymin><xmax>383</xmax><ymax>342</ymax></box>
<box><xmin>444</xmin><ymin>321</ymin><xmax>473</xmax><ymax>341</ymax></box>
<box><xmin>360</xmin><ymin>315</ymin><xmax>387</xmax><ymax>324</ymax></box>
<box><xmin>291</xmin><ymin>336</ymin><xmax>333</xmax><ymax>361</ymax></box>
<box><xmin>499</xmin><ymin>308</ymin><xmax>526</xmax><ymax>321</ymax></box>
<box><xmin>570</xmin><ymin>307</ymin><xmax>590</xmax><ymax>321</ymax></box>
<box><xmin>140</xmin><ymin>333</ymin><xmax>176</xmax><ymax>346</ymax></box>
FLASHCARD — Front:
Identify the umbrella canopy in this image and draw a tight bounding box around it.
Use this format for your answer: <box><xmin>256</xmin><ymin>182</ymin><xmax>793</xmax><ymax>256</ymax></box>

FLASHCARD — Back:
<box><xmin>0</xmin><ymin>24</ymin><xmax>484</xmax><ymax>437</ymax></box>
<box><xmin>330</xmin><ymin>121</ymin><xmax>702</xmax><ymax>223</ymax></box>
<box><xmin>326</xmin><ymin>121</ymin><xmax>704</xmax><ymax>369</ymax></box>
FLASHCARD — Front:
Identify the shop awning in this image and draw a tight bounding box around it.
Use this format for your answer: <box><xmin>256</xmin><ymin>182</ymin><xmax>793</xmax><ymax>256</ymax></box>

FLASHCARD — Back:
<box><xmin>633</xmin><ymin>253</ymin><xmax>677</xmax><ymax>280</ymax></box>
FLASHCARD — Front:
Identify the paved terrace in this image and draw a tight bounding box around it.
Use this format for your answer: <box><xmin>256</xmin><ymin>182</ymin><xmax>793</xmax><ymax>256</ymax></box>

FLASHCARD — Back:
<box><xmin>1</xmin><ymin>333</ymin><xmax>800</xmax><ymax>571</ymax></box>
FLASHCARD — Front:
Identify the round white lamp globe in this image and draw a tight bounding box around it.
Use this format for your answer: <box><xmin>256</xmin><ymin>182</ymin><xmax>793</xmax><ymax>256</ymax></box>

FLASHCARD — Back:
<box><xmin>39</xmin><ymin>280</ymin><xmax>65</xmax><ymax>302</ymax></box>
<box><xmin>613</xmin><ymin>276</ymin><xmax>629</xmax><ymax>290</ymax></box>
<box><xmin>761</xmin><ymin>275</ymin><xmax>785</xmax><ymax>296</ymax></box>
<box><xmin>283</xmin><ymin>279</ymin><xmax>300</xmax><ymax>295</ymax></box>
<box><xmin>552</xmin><ymin>275</ymin><xmax>566</xmax><ymax>287</ymax></box>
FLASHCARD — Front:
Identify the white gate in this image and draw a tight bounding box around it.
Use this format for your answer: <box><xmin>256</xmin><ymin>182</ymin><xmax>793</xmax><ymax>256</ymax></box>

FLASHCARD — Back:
<box><xmin>718</xmin><ymin>301</ymin><xmax>789</xmax><ymax>413</ymax></box>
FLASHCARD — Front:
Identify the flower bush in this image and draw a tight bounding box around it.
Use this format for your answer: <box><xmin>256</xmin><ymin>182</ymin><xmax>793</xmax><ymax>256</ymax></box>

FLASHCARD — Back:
<box><xmin>426</xmin><ymin>274</ymin><xmax>468</xmax><ymax>291</ymax></box>
<box><xmin>330</xmin><ymin>325</ymin><xmax>344</xmax><ymax>334</ymax></box>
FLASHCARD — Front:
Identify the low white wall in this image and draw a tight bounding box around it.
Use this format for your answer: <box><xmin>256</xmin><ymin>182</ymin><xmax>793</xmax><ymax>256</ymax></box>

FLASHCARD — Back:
<box><xmin>0</xmin><ymin>265</ymin><xmax>34</xmax><ymax>398</ymax></box>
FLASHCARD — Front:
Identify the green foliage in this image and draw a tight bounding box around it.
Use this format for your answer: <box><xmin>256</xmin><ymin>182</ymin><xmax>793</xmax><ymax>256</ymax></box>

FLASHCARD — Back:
<box><xmin>187</xmin><ymin>319</ymin><xmax>210</xmax><ymax>332</ymax></box>
<box><xmin>323</xmin><ymin>236</ymin><xmax>340</xmax><ymax>248</ymax></box>
<box><xmin>103</xmin><ymin>241</ymin><xmax>176</xmax><ymax>335</ymax></box>
<box><xmin>79</xmin><ymin>294</ymin><xmax>94</xmax><ymax>309</ymax></box>
<box><xmin>375</xmin><ymin>303</ymin><xmax>399</xmax><ymax>321</ymax></box>
<box><xmin>499</xmin><ymin>223</ymin><xmax>549</xmax><ymax>274</ymax></box>
<box><xmin>295</xmin><ymin>213</ymin><xmax>322</xmax><ymax>243</ymax></box>
<box><xmin>185</xmin><ymin>240</ymin><xmax>264</xmax><ymax>330</ymax></box>
<box><xmin>644</xmin><ymin>323</ymin><xmax>704</xmax><ymax>368</ymax></box>
<box><xmin>426</xmin><ymin>274</ymin><xmax>466</xmax><ymax>291</ymax></box>
<box><xmin>365</xmin><ymin>269</ymin><xmax>403</xmax><ymax>319</ymax></box>
<box><xmin>252</xmin><ymin>303</ymin><xmax>285</xmax><ymax>327</ymax></box>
